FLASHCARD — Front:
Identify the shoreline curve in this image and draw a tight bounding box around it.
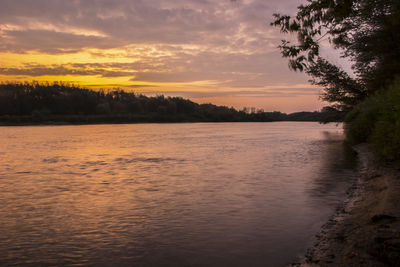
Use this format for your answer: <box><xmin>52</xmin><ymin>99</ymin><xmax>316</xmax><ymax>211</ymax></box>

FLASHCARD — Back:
<box><xmin>294</xmin><ymin>144</ymin><xmax>400</xmax><ymax>266</ymax></box>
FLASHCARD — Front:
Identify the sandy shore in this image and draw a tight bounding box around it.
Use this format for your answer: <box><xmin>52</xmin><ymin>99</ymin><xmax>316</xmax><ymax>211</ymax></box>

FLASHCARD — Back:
<box><xmin>295</xmin><ymin>144</ymin><xmax>400</xmax><ymax>266</ymax></box>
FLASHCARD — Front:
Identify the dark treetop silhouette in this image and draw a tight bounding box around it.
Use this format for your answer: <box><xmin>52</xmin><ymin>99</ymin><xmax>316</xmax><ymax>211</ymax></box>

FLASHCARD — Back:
<box><xmin>0</xmin><ymin>82</ymin><xmax>341</xmax><ymax>124</ymax></box>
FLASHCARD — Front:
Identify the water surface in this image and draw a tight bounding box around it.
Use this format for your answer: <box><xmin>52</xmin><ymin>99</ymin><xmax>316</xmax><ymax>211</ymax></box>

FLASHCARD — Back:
<box><xmin>0</xmin><ymin>122</ymin><xmax>357</xmax><ymax>266</ymax></box>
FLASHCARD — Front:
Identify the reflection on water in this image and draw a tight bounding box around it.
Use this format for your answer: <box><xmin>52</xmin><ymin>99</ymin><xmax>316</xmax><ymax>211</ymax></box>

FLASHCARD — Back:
<box><xmin>0</xmin><ymin>122</ymin><xmax>357</xmax><ymax>266</ymax></box>
<box><xmin>306</xmin><ymin>132</ymin><xmax>357</xmax><ymax>200</ymax></box>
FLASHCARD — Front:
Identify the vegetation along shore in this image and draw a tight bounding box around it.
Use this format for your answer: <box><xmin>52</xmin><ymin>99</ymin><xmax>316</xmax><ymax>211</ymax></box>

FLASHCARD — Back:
<box><xmin>0</xmin><ymin>82</ymin><xmax>342</xmax><ymax>125</ymax></box>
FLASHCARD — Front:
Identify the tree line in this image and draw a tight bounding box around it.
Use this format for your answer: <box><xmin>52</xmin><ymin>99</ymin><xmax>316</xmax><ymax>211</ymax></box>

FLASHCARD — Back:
<box><xmin>0</xmin><ymin>82</ymin><xmax>339</xmax><ymax>124</ymax></box>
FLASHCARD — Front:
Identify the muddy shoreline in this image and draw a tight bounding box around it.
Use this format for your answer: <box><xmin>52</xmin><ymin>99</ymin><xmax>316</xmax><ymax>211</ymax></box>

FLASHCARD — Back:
<box><xmin>293</xmin><ymin>144</ymin><xmax>400</xmax><ymax>266</ymax></box>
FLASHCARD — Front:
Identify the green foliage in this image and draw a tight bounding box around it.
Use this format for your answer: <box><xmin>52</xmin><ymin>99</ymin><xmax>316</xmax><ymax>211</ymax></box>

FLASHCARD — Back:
<box><xmin>345</xmin><ymin>81</ymin><xmax>400</xmax><ymax>162</ymax></box>
<box><xmin>344</xmin><ymin>96</ymin><xmax>381</xmax><ymax>143</ymax></box>
<box><xmin>370</xmin><ymin>83</ymin><xmax>400</xmax><ymax>161</ymax></box>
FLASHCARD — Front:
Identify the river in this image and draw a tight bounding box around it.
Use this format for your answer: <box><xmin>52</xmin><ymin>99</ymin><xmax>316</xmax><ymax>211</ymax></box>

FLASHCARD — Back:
<box><xmin>0</xmin><ymin>122</ymin><xmax>357</xmax><ymax>266</ymax></box>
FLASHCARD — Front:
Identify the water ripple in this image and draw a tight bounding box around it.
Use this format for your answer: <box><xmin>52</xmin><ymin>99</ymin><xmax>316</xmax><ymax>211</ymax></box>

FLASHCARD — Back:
<box><xmin>0</xmin><ymin>122</ymin><xmax>355</xmax><ymax>267</ymax></box>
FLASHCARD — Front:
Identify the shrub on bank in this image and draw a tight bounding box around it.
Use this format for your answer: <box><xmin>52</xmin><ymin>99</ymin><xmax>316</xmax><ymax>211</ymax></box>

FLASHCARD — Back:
<box><xmin>369</xmin><ymin>83</ymin><xmax>400</xmax><ymax>161</ymax></box>
<box><xmin>344</xmin><ymin>96</ymin><xmax>380</xmax><ymax>144</ymax></box>
<box><xmin>345</xmin><ymin>81</ymin><xmax>400</xmax><ymax>162</ymax></box>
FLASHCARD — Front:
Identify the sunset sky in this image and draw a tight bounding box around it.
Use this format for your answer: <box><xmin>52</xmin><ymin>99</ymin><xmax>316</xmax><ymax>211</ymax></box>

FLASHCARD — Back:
<box><xmin>0</xmin><ymin>0</ymin><xmax>328</xmax><ymax>112</ymax></box>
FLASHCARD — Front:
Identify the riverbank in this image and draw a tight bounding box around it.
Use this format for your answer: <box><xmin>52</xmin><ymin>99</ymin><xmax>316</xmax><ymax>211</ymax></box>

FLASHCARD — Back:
<box><xmin>297</xmin><ymin>144</ymin><xmax>400</xmax><ymax>266</ymax></box>
<box><xmin>0</xmin><ymin>115</ymin><xmax>336</xmax><ymax>126</ymax></box>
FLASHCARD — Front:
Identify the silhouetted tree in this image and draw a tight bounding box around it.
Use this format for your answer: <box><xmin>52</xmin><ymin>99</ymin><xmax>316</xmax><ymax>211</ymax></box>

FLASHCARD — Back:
<box><xmin>272</xmin><ymin>0</ymin><xmax>400</xmax><ymax>111</ymax></box>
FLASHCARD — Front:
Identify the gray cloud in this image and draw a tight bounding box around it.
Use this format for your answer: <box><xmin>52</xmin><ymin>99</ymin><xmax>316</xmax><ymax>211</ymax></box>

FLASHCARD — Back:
<box><xmin>0</xmin><ymin>64</ymin><xmax>135</xmax><ymax>77</ymax></box>
<box><xmin>128</xmin><ymin>50</ymin><xmax>309</xmax><ymax>86</ymax></box>
<box><xmin>0</xmin><ymin>0</ymin><xmax>302</xmax><ymax>51</ymax></box>
<box><xmin>0</xmin><ymin>29</ymin><xmax>117</xmax><ymax>54</ymax></box>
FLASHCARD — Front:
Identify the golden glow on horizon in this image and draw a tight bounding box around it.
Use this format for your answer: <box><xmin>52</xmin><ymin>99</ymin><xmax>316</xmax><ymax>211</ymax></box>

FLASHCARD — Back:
<box><xmin>194</xmin><ymin>95</ymin><xmax>324</xmax><ymax>113</ymax></box>
<box><xmin>0</xmin><ymin>46</ymin><xmax>322</xmax><ymax>112</ymax></box>
<box><xmin>0</xmin><ymin>50</ymin><xmax>132</xmax><ymax>67</ymax></box>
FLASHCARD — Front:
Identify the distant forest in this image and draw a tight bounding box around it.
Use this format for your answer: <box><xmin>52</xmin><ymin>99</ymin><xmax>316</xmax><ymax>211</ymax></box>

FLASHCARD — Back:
<box><xmin>0</xmin><ymin>82</ymin><xmax>343</xmax><ymax>125</ymax></box>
